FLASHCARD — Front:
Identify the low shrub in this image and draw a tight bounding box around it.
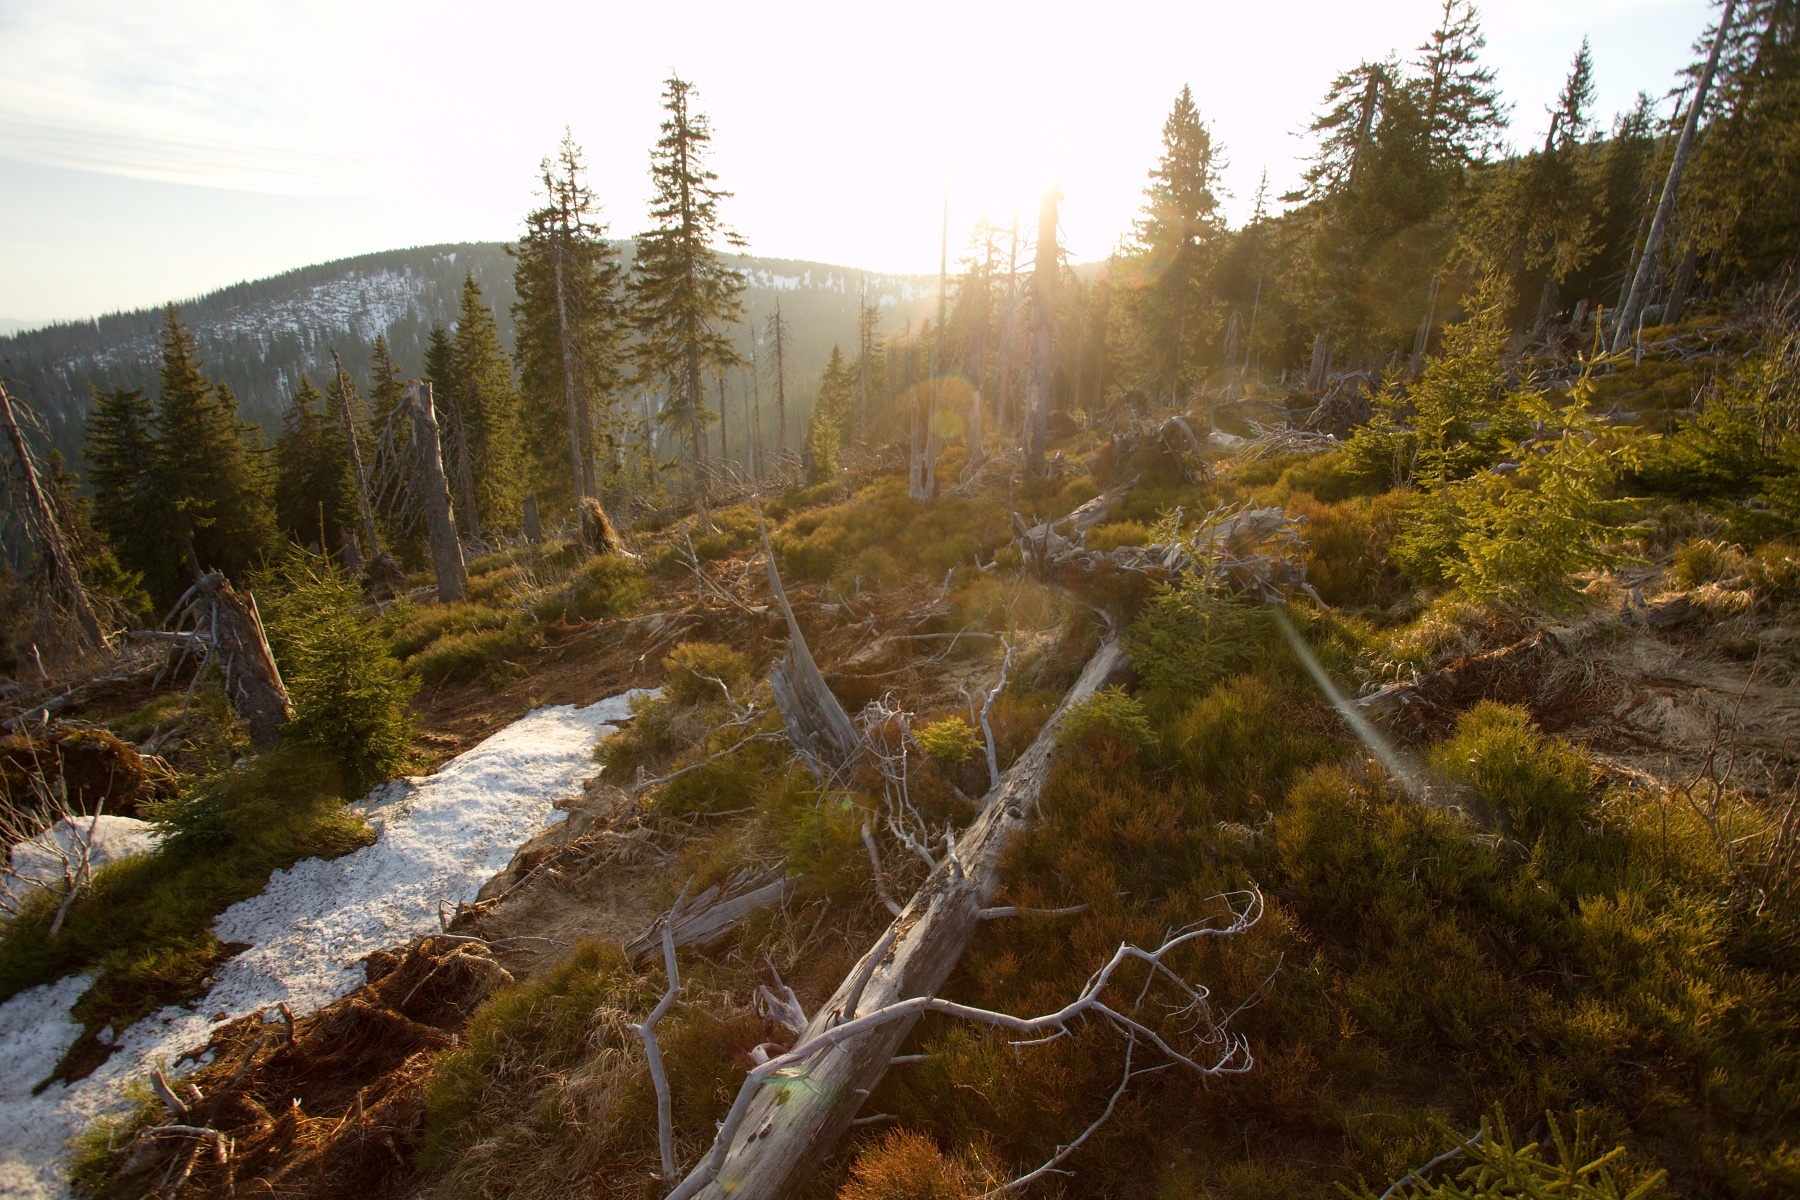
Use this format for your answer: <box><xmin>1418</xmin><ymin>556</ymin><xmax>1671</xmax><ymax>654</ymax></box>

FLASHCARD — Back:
<box><xmin>1058</xmin><ymin>686</ymin><xmax>1158</xmax><ymax>757</ymax></box>
<box><xmin>661</xmin><ymin>641</ymin><xmax>754</xmax><ymax>707</ymax></box>
<box><xmin>1431</xmin><ymin>703</ymin><xmax>1592</xmax><ymax>845</ymax></box>
<box><xmin>562</xmin><ymin>554</ymin><xmax>651</xmax><ymax>620</ymax></box>
<box><xmin>916</xmin><ymin>716</ymin><xmax>982</xmax><ymax>765</ymax></box>
<box><xmin>406</xmin><ymin>620</ymin><xmax>543</xmax><ymax>683</ymax></box>
<box><xmin>837</xmin><ymin>1129</ymin><xmax>999</xmax><ymax>1200</ymax></box>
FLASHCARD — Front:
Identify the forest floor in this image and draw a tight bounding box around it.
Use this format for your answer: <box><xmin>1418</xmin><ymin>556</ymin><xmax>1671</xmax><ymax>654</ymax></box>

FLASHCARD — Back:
<box><xmin>5</xmin><ymin>312</ymin><xmax>1800</xmax><ymax>1200</ymax></box>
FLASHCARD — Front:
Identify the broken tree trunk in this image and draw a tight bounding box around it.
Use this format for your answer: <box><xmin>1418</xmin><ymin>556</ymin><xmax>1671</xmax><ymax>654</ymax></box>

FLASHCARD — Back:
<box><xmin>331</xmin><ymin>350</ymin><xmax>381</xmax><ymax>559</ymax></box>
<box><xmin>193</xmin><ymin>573</ymin><xmax>292</xmax><ymax>750</ymax></box>
<box><xmin>405</xmin><ymin>382</ymin><xmax>469</xmax><ymax>603</ymax></box>
<box><xmin>757</xmin><ymin>505</ymin><xmax>859</xmax><ymax>776</ymax></box>
<box><xmin>624</xmin><ymin>866</ymin><xmax>793</xmax><ymax>966</ymax></box>
<box><xmin>1023</xmin><ymin>185</ymin><xmax>1060</xmax><ymax>475</ymax></box>
<box><xmin>0</xmin><ymin>382</ymin><xmax>108</xmax><ymax>650</ymax></box>
<box><xmin>1612</xmin><ymin>0</ymin><xmax>1736</xmax><ymax>352</ymax></box>
<box><xmin>674</xmin><ymin>639</ymin><xmax>1128</xmax><ymax>1200</ymax></box>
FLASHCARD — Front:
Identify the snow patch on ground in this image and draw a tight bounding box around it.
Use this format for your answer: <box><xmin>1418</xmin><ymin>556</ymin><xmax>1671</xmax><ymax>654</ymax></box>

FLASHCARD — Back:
<box><xmin>4</xmin><ymin>818</ymin><xmax>161</xmax><ymax>915</ymax></box>
<box><xmin>0</xmin><ymin>691</ymin><xmax>652</xmax><ymax>1200</ymax></box>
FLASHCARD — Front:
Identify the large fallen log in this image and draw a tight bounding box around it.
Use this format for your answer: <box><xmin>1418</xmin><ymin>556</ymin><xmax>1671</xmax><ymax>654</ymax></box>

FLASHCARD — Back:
<box><xmin>673</xmin><ymin>638</ymin><xmax>1129</xmax><ymax>1200</ymax></box>
<box><xmin>1019</xmin><ymin>502</ymin><xmax>1313</xmax><ymax>602</ymax></box>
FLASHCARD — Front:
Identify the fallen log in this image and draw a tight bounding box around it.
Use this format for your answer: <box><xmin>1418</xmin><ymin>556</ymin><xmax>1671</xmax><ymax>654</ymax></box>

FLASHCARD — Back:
<box><xmin>1357</xmin><ymin>629</ymin><xmax>1569</xmax><ymax>735</ymax></box>
<box><xmin>674</xmin><ymin>638</ymin><xmax>1129</xmax><ymax>1200</ymax></box>
<box><xmin>623</xmin><ymin>865</ymin><xmax>793</xmax><ymax>965</ymax></box>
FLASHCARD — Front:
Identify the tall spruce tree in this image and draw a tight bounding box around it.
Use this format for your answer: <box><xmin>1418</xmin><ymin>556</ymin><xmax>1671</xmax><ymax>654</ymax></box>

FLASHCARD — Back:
<box><xmin>274</xmin><ymin>374</ymin><xmax>358</xmax><ymax>552</ymax></box>
<box><xmin>629</xmin><ymin>74</ymin><xmax>747</xmax><ymax>486</ymax></box>
<box><xmin>1412</xmin><ymin>0</ymin><xmax>1508</xmax><ymax>171</ymax></box>
<box><xmin>83</xmin><ymin>385</ymin><xmax>167</xmax><ymax>597</ymax></box>
<box><xmin>367</xmin><ymin>333</ymin><xmax>408</xmax><ymax>433</ymax></box>
<box><xmin>512</xmin><ymin>131</ymin><xmax>628</xmax><ymax>520</ymax></box>
<box><xmin>448</xmin><ymin>275</ymin><xmax>523</xmax><ymax>530</ymax></box>
<box><xmin>1129</xmin><ymin>85</ymin><xmax>1225</xmax><ymax>402</ymax></box>
<box><xmin>144</xmin><ymin>306</ymin><xmax>276</xmax><ymax>602</ymax></box>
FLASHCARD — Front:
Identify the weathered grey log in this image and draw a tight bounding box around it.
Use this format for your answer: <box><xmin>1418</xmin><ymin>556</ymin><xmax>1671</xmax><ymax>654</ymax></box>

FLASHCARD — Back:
<box><xmin>193</xmin><ymin>573</ymin><xmax>292</xmax><ymax>750</ymax></box>
<box><xmin>1612</xmin><ymin>1</ymin><xmax>1736</xmax><ymax>351</ymax></box>
<box><xmin>404</xmin><ymin>381</ymin><xmax>469</xmax><ymax>603</ymax></box>
<box><xmin>0</xmin><ymin>382</ymin><xmax>107</xmax><ymax>650</ymax></box>
<box><xmin>758</xmin><ymin>506</ymin><xmax>859</xmax><ymax>775</ymax></box>
<box><xmin>624</xmin><ymin>866</ymin><xmax>793</xmax><ymax>965</ymax></box>
<box><xmin>677</xmin><ymin>639</ymin><xmax>1128</xmax><ymax>1200</ymax></box>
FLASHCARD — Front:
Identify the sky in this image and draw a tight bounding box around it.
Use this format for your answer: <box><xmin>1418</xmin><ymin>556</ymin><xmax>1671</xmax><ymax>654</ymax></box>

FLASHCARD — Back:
<box><xmin>0</xmin><ymin>0</ymin><xmax>1718</xmax><ymax>327</ymax></box>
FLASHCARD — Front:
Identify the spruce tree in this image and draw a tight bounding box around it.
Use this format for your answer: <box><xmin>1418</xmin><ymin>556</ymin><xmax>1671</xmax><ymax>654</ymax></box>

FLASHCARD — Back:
<box><xmin>512</xmin><ymin>131</ymin><xmax>628</xmax><ymax>518</ymax></box>
<box><xmin>1129</xmin><ymin>85</ymin><xmax>1225</xmax><ymax>402</ymax></box>
<box><xmin>273</xmin><ymin>374</ymin><xmax>357</xmax><ymax>551</ymax></box>
<box><xmin>629</xmin><ymin>74</ymin><xmax>747</xmax><ymax>486</ymax></box>
<box><xmin>448</xmin><ymin>275</ymin><xmax>523</xmax><ymax>530</ymax></box>
<box><xmin>145</xmin><ymin>306</ymin><xmax>276</xmax><ymax>602</ymax></box>
<box><xmin>367</xmin><ymin>333</ymin><xmax>408</xmax><ymax>434</ymax></box>
<box><xmin>83</xmin><ymin>385</ymin><xmax>168</xmax><ymax>596</ymax></box>
<box><xmin>1411</xmin><ymin>0</ymin><xmax>1508</xmax><ymax>171</ymax></box>
<box><xmin>805</xmin><ymin>344</ymin><xmax>851</xmax><ymax>482</ymax></box>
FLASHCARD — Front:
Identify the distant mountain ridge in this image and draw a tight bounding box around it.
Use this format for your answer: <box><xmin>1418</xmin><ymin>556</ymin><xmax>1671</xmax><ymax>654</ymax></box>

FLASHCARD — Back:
<box><xmin>0</xmin><ymin>243</ymin><xmax>937</xmax><ymax>466</ymax></box>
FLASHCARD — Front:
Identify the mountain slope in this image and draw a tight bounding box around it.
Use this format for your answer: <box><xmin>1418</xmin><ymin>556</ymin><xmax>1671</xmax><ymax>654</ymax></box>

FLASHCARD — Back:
<box><xmin>0</xmin><ymin>244</ymin><xmax>937</xmax><ymax>465</ymax></box>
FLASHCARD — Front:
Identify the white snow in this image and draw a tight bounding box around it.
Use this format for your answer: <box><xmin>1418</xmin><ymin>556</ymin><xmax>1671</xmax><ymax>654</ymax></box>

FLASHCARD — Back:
<box><xmin>0</xmin><ymin>691</ymin><xmax>652</xmax><ymax>1200</ymax></box>
<box><xmin>4</xmin><ymin>818</ymin><xmax>161</xmax><ymax>915</ymax></box>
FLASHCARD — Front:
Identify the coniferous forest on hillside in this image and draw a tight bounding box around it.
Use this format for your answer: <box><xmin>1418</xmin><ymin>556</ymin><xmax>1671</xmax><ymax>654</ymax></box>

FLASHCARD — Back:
<box><xmin>4</xmin><ymin>4</ymin><xmax>1800</xmax><ymax>1200</ymax></box>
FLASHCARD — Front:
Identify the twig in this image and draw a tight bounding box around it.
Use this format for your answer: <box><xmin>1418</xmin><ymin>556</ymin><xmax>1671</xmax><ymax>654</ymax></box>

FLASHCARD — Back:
<box><xmin>636</xmin><ymin>878</ymin><xmax>691</xmax><ymax>1182</ymax></box>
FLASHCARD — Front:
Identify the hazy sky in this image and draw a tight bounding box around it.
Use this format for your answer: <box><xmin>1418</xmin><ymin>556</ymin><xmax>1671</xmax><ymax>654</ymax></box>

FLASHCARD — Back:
<box><xmin>0</xmin><ymin>0</ymin><xmax>1716</xmax><ymax>325</ymax></box>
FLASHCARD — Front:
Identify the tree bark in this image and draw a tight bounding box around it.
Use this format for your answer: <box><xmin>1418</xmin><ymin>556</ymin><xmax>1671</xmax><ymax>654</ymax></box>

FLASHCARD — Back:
<box><xmin>195</xmin><ymin>573</ymin><xmax>292</xmax><ymax>750</ymax></box>
<box><xmin>552</xmin><ymin>240</ymin><xmax>591</xmax><ymax>550</ymax></box>
<box><xmin>1024</xmin><ymin>186</ymin><xmax>1060</xmax><ymax>475</ymax></box>
<box><xmin>0</xmin><ymin>382</ymin><xmax>107</xmax><ymax>650</ymax></box>
<box><xmin>678</xmin><ymin>640</ymin><xmax>1128</xmax><ymax>1200</ymax></box>
<box><xmin>331</xmin><ymin>350</ymin><xmax>381</xmax><ymax>559</ymax></box>
<box><xmin>405</xmin><ymin>382</ymin><xmax>469</xmax><ymax>603</ymax></box>
<box><xmin>523</xmin><ymin>494</ymin><xmax>542</xmax><ymax>544</ymax></box>
<box><xmin>1612</xmin><ymin>1</ymin><xmax>1736</xmax><ymax>352</ymax></box>
<box><xmin>758</xmin><ymin>508</ymin><xmax>859</xmax><ymax>774</ymax></box>
<box><xmin>1665</xmin><ymin>242</ymin><xmax>1698</xmax><ymax>327</ymax></box>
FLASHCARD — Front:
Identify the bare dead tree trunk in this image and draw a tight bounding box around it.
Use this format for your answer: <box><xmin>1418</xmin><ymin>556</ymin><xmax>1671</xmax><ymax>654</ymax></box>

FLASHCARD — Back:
<box><xmin>678</xmin><ymin>640</ymin><xmax>1129</xmax><ymax>1200</ymax></box>
<box><xmin>0</xmin><ymin>382</ymin><xmax>107</xmax><ymax>649</ymax></box>
<box><xmin>1024</xmin><ymin>186</ymin><xmax>1060</xmax><ymax>475</ymax></box>
<box><xmin>1612</xmin><ymin>0</ymin><xmax>1736</xmax><ymax>352</ymax></box>
<box><xmin>1411</xmin><ymin>275</ymin><xmax>1441</xmax><ymax>373</ymax></box>
<box><xmin>771</xmin><ymin>303</ymin><xmax>790</xmax><ymax>454</ymax></box>
<box><xmin>194</xmin><ymin>573</ymin><xmax>292</xmax><ymax>750</ymax></box>
<box><xmin>1665</xmin><ymin>242</ymin><xmax>1699</xmax><ymax>327</ymax></box>
<box><xmin>405</xmin><ymin>382</ymin><xmax>469</xmax><ymax>603</ymax></box>
<box><xmin>330</xmin><ymin>351</ymin><xmax>381</xmax><ymax>559</ymax></box>
<box><xmin>757</xmin><ymin>506</ymin><xmax>859</xmax><ymax>774</ymax></box>
<box><xmin>523</xmin><ymin>495</ymin><xmax>542</xmax><ymax>544</ymax></box>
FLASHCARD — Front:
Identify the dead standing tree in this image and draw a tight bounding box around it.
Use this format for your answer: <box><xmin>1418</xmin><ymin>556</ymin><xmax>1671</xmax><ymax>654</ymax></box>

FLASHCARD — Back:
<box><xmin>1612</xmin><ymin>0</ymin><xmax>1737</xmax><ymax>351</ymax></box>
<box><xmin>408</xmin><ymin>383</ymin><xmax>472</xmax><ymax>603</ymax></box>
<box><xmin>155</xmin><ymin>573</ymin><xmax>292</xmax><ymax>749</ymax></box>
<box><xmin>1024</xmin><ymin>185</ymin><xmax>1060</xmax><ymax>475</ymax></box>
<box><xmin>330</xmin><ymin>351</ymin><xmax>382</xmax><ymax>561</ymax></box>
<box><xmin>0</xmin><ymin>381</ymin><xmax>109</xmax><ymax>651</ymax></box>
